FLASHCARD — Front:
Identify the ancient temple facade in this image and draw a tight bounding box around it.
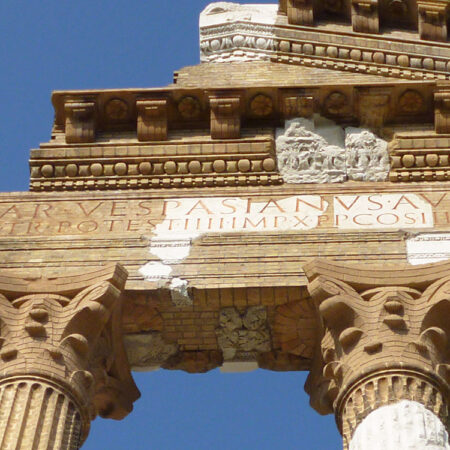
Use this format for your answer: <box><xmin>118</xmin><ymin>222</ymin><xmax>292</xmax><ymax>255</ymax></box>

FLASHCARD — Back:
<box><xmin>1</xmin><ymin>1</ymin><xmax>450</xmax><ymax>448</ymax></box>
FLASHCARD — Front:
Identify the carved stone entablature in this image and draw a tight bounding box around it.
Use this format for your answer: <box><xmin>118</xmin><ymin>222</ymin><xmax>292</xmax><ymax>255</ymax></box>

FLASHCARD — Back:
<box><xmin>435</xmin><ymin>81</ymin><xmax>450</xmax><ymax>134</ymax></box>
<box><xmin>65</xmin><ymin>100</ymin><xmax>96</xmax><ymax>144</ymax></box>
<box><xmin>209</xmin><ymin>94</ymin><xmax>242</xmax><ymax>139</ymax></box>
<box><xmin>137</xmin><ymin>98</ymin><xmax>168</xmax><ymax>141</ymax></box>
<box><xmin>418</xmin><ymin>0</ymin><xmax>448</xmax><ymax>42</ymax></box>
<box><xmin>351</xmin><ymin>0</ymin><xmax>379</xmax><ymax>34</ymax></box>
<box><xmin>281</xmin><ymin>90</ymin><xmax>315</xmax><ymax>119</ymax></box>
<box><xmin>216</xmin><ymin>307</ymin><xmax>271</xmax><ymax>361</ymax></box>
<box><xmin>0</xmin><ymin>264</ymin><xmax>139</xmax><ymax>445</ymax></box>
<box><xmin>356</xmin><ymin>87</ymin><xmax>391</xmax><ymax>129</ymax></box>
<box><xmin>201</xmin><ymin>2</ymin><xmax>450</xmax><ymax>79</ymax></box>
<box><xmin>35</xmin><ymin>82</ymin><xmax>436</xmax><ymax>191</ymax></box>
<box><xmin>200</xmin><ymin>3</ymin><xmax>278</xmax><ymax>63</ymax></box>
<box><xmin>287</xmin><ymin>0</ymin><xmax>314</xmax><ymax>26</ymax></box>
<box><xmin>389</xmin><ymin>131</ymin><xmax>450</xmax><ymax>182</ymax></box>
<box><xmin>303</xmin><ymin>259</ymin><xmax>450</xmax><ymax>446</ymax></box>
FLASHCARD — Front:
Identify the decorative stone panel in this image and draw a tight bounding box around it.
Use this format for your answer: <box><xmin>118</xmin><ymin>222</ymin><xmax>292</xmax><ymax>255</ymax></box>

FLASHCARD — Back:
<box><xmin>276</xmin><ymin>118</ymin><xmax>347</xmax><ymax>183</ymax></box>
<box><xmin>345</xmin><ymin>127</ymin><xmax>389</xmax><ymax>181</ymax></box>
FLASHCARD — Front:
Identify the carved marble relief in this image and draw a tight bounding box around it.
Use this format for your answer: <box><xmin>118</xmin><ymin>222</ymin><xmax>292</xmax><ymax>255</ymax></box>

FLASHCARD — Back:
<box><xmin>276</xmin><ymin>118</ymin><xmax>390</xmax><ymax>184</ymax></box>
<box><xmin>345</xmin><ymin>127</ymin><xmax>390</xmax><ymax>182</ymax></box>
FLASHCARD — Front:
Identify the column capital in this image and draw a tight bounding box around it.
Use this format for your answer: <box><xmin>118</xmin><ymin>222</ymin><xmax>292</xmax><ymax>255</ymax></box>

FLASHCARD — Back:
<box><xmin>0</xmin><ymin>264</ymin><xmax>139</xmax><ymax>443</ymax></box>
<box><xmin>304</xmin><ymin>259</ymin><xmax>450</xmax><ymax>446</ymax></box>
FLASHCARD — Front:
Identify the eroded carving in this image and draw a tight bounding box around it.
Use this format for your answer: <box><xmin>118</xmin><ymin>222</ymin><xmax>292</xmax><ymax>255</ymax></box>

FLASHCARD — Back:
<box><xmin>124</xmin><ymin>332</ymin><xmax>178</xmax><ymax>371</ymax></box>
<box><xmin>276</xmin><ymin>118</ymin><xmax>346</xmax><ymax>183</ymax></box>
<box><xmin>216</xmin><ymin>307</ymin><xmax>271</xmax><ymax>361</ymax></box>
<box><xmin>163</xmin><ymin>350</ymin><xmax>223</xmax><ymax>373</ymax></box>
<box><xmin>276</xmin><ymin>118</ymin><xmax>389</xmax><ymax>183</ymax></box>
<box><xmin>345</xmin><ymin>128</ymin><xmax>389</xmax><ymax>182</ymax></box>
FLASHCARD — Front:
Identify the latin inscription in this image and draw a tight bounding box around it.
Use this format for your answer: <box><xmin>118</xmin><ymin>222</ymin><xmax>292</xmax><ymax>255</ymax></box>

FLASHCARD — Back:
<box><xmin>0</xmin><ymin>192</ymin><xmax>448</xmax><ymax>237</ymax></box>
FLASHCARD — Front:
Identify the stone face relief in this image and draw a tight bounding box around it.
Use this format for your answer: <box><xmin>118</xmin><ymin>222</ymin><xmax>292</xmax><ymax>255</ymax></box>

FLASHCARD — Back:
<box><xmin>276</xmin><ymin>117</ymin><xmax>390</xmax><ymax>184</ymax></box>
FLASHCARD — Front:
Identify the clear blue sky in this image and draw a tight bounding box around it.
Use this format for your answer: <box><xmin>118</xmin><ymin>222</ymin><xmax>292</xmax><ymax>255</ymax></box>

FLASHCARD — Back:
<box><xmin>0</xmin><ymin>1</ymin><xmax>341</xmax><ymax>448</ymax></box>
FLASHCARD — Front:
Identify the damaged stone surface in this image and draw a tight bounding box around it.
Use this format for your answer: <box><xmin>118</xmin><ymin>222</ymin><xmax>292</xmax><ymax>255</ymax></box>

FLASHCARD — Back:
<box><xmin>169</xmin><ymin>277</ymin><xmax>192</xmax><ymax>307</ymax></box>
<box><xmin>276</xmin><ymin>117</ymin><xmax>346</xmax><ymax>183</ymax></box>
<box><xmin>345</xmin><ymin>127</ymin><xmax>390</xmax><ymax>181</ymax></box>
<box><xmin>124</xmin><ymin>332</ymin><xmax>178</xmax><ymax>371</ymax></box>
<box><xmin>216</xmin><ymin>306</ymin><xmax>271</xmax><ymax>361</ymax></box>
<box><xmin>200</xmin><ymin>2</ymin><xmax>279</xmax><ymax>63</ymax></box>
<box><xmin>276</xmin><ymin>117</ymin><xmax>390</xmax><ymax>184</ymax></box>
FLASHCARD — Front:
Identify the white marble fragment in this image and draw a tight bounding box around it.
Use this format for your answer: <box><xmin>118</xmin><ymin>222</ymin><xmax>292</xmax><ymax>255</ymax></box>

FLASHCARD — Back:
<box><xmin>350</xmin><ymin>401</ymin><xmax>450</xmax><ymax>450</ymax></box>
<box><xmin>138</xmin><ymin>261</ymin><xmax>172</xmax><ymax>282</ymax></box>
<box><xmin>406</xmin><ymin>233</ymin><xmax>450</xmax><ymax>265</ymax></box>
<box><xmin>345</xmin><ymin>127</ymin><xmax>390</xmax><ymax>182</ymax></box>
<box><xmin>275</xmin><ymin>117</ymin><xmax>390</xmax><ymax>184</ymax></box>
<box><xmin>170</xmin><ymin>278</ymin><xmax>192</xmax><ymax>307</ymax></box>
<box><xmin>276</xmin><ymin>118</ymin><xmax>346</xmax><ymax>184</ymax></box>
<box><xmin>200</xmin><ymin>3</ymin><xmax>278</xmax><ymax>27</ymax></box>
<box><xmin>200</xmin><ymin>2</ymin><xmax>278</xmax><ymax>62</ymax></box>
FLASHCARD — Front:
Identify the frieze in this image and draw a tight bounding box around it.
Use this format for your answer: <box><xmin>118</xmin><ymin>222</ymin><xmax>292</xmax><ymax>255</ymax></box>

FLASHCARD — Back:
<box><xmin>200</xmin><ymin>7</ymin><xmax>450</xmax><ymax>79</ymax></box>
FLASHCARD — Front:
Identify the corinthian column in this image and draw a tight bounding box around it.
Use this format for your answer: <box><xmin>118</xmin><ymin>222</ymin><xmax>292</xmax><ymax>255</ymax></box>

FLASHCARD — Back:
<box><xmin>0</xmin><ymin>264</ymin><xmax>139</xmax><ymax>449</ymax></box>
<box><xmin>304</xmin><ymin>259</ymin><xmax>450</xmax><ymax>450</ymax></box>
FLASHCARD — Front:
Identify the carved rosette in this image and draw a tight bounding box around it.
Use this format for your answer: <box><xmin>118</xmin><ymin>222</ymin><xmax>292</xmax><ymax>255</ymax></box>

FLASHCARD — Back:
<box><xmin>0</xmin><ymin>264</ymin><xmax>139</xmax><ymax>447</ymax></box>
<box><xmin>304</xmin><ymin>259</ymin><xmax>450</xmax><ymax>448</ymax></box>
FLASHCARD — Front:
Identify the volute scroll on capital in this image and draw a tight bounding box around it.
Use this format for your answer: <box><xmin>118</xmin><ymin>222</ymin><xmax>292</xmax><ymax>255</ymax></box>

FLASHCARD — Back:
<box><xmin>0</xmin><ymin>264</ymin><xmax>140</xmax><ymax>441</ymax></box>
<box><xmin>303</xmin><ymin>259</ymin><xmax>450</xmax><ymax>444</ymax></box>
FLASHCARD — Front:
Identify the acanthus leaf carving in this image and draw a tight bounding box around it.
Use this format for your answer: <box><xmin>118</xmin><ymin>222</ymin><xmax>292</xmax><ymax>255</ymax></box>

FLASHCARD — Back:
<box><xmin>0</xmin><ymin>264</ymin><xmax>139</xmax><ymax>442</ymax></box>
<box><xmin>303</xmin><ymin>259</ymin><xmax>450</xmax><ymax>445</ymax></box>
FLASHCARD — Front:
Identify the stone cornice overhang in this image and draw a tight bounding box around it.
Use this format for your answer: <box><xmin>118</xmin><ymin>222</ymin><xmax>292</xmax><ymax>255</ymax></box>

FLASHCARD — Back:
<box><xmin>200</xmin><ymin>12</ymin><xmax>450</xmax><ymax>80</ymax></box>
<box><xmin>48</xmin><ymin>78</ymin><xmax>434</xmax><ymax>136</ymax></box>
<box><xmin>33</xmin><ymin>77</ymin><xmax>437</xmax><ymax>191</ymax></box>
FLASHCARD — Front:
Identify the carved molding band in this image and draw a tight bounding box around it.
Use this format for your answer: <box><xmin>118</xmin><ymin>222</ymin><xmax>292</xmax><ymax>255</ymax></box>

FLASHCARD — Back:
<box><xmin>200</xmin><ymin>5</ymin><xmax>450</xmax><ymax>80</ymax></box>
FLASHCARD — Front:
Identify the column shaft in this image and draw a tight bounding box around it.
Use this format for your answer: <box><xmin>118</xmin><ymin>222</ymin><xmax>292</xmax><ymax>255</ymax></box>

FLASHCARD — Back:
<box><xmin>350</xmin><ymin>401</ymin><xmax>450</xmax><ymax>450</ymax></box>
<box><xmin>0</xmin><ymin>379</ymin><xmax>82</xmax><ymax>450</ymax></box>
